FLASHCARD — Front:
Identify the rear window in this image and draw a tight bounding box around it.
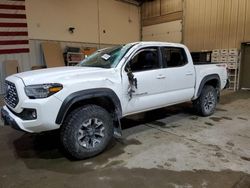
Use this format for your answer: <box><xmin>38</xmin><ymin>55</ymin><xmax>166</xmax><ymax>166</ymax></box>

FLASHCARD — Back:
<box><xmin>161</xmin><ymin>47</ymin><xmax>188</xmax><ymax>68</ymax></box>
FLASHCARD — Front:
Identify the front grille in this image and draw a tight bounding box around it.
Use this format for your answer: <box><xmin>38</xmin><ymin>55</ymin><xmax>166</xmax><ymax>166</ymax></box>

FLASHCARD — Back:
<box><xmin>4</xmin><ymin>81</ymin><xmax>19</xmax><ymax>108</ymax></box>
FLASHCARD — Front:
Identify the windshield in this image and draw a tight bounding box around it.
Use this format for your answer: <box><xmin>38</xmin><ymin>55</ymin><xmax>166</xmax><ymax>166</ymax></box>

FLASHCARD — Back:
<box><xmin>78</xmin><ymin>44</ymin><xmax>134</xmax><ymax>68</ymax></box>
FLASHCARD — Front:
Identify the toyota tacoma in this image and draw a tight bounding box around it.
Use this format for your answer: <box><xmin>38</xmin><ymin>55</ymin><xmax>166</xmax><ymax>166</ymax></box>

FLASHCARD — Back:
<box><xmin>1</xmin><ymin>42</ymin><xmax>229</xmax><ymax>159</ymax></box>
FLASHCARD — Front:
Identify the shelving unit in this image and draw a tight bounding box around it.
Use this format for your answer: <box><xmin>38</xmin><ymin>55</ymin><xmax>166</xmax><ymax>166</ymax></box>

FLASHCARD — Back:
<box><xmin>211</xmin><ymin>48</ymin><xmax>240</xmax><ymax>91</ymax></box>
<box><xmin>228</xmin><ymin>66</ymin><xmax>238</xmax><ymax>91</ymax></box>
<box><xmin>66</xmin><ymin>52</ymin><xmax>85</xmax><ymax>66</ymax></box>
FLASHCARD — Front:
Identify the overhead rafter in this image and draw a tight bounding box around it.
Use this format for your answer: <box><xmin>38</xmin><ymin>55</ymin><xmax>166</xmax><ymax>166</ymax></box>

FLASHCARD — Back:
<box><xmin>117</xmin><ymin>0</ymin><xmax>155</xmax><ymax>6</ymax></box>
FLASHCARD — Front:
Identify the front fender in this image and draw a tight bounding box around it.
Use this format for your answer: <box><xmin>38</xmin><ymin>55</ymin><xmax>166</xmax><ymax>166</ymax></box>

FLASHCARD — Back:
<box><xmin>55</xmin><ymin>88</ymin><xmax>122</xmax><ymax>124</ymax></box>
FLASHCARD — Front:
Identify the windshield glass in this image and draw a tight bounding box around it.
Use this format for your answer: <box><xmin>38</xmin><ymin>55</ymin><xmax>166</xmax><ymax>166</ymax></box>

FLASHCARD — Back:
<box><xmin>78</xmin><ymin>44</ymin><xmax>133</xmax><ymax>68</ymax></box>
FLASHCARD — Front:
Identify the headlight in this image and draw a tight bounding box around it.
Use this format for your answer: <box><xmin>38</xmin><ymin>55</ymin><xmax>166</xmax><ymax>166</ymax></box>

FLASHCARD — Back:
<box><xmin>25</xmin><ymin>83</ymin><xmax>63</xmax><ymax>99</ymax></box>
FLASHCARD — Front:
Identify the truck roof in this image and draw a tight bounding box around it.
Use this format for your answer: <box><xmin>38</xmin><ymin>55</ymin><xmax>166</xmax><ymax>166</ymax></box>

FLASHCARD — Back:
<box><xmin>127</xmin><ymin>41</ymin><xmax>187</xmax><ymax>48</ymax></box>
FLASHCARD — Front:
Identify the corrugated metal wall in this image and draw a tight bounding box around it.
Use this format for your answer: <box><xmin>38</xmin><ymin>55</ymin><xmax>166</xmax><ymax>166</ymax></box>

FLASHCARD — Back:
<box><xmin>141</xmin><ymin>0</ymin><xmax>183</xmax><ymax>26</ymax></box>
<box><xmin>184</xmin><ymin>0</ymin><xmax>250</xmax><ymax>52</ymax></box>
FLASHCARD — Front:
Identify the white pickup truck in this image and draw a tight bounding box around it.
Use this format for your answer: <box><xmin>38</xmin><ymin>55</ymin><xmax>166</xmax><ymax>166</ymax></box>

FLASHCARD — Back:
<box><xmin>1</xmin><ymin>42</ymin><xmax>228</xmax><ymax>159</ymax></box>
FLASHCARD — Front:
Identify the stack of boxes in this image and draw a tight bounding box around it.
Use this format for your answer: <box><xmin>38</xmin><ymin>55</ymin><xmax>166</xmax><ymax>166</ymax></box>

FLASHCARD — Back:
<box><xmin>211</xmin><ymin>49</ymin><xmax>221</xmax><ymax>63</ymax></box>
<box><xmin>211</xmin><ymin>48</ymin><xmax>239</xmax><ymax>90</ymax></box>
<box><xmin>227</xmin><ymin>49</ymin><xmax>239</xmax><ymax>69</ymax></box>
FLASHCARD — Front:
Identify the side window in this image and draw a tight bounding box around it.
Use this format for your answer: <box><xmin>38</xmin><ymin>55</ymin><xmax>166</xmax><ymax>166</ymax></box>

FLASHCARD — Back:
<box><xmin>162</xmin><ymin>47</ymin><xmax>188</xmax><ymax>68</ymax></box>
<box><xmin>126</xmin><ymin>48</ymin><xmax>160</xmax><ymax>72</ymax></box>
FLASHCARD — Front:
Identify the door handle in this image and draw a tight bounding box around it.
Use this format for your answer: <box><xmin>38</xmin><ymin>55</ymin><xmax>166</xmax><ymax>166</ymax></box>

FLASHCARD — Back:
<box><xmin>186</xmin><ymin>72</ymin><xmax>193</xmax><ymax>76</ymax></box>
<box><xmin>156</xmin><ymin>75</ymin><xmax>166</xmax><ymax>79</ymax></box>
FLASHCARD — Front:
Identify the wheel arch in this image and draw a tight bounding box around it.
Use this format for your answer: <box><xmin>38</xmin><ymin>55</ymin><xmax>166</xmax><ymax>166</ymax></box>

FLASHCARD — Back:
<box><xmin>55</xmin><ymin>88</ymin><xmax>122</xmax><ymax>125</ymax></box>
<box><xmin>196</xmin><ymin>74</ymin><xmax>221</xmax><ymax>99</ymax></box>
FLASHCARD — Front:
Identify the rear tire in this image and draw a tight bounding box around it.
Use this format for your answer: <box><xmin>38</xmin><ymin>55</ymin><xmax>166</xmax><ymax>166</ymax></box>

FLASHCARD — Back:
<box><xmin>193</xmin><ymin>85</ymin><xmax>217</xmax><ymax>116</ymax></box>
<box><xmin>60</xmin><ymin>105</ymin><xmax>113</xmax><ymax>160</ymax></box>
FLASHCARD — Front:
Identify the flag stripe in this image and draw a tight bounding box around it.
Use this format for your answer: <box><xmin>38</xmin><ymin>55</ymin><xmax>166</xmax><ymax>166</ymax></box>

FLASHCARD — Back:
<box><xmin>0</xmin><ymin>13</ymin><xmax>26</xmax><ymax>19</ymax></box>
<box><xmin>0</xmin><ymin>9</ymin><xmax>26</xmax><ymax>14</ymax></box>
<box><xmin>0</xmin><ymin>0</ymin><xmax>29</xmax><ymax>55</ymax></box>
<box><xmin>0</xmin><ymin>48</ymin><xmax>29</xmax><ymax>54</ymax></box>
<box><xmin>0</xmin><ymin>27</ymin><xmax>28</xmax><ymax>32</ymax></box>
<box><xmin>0</xmin><ymin>18</ymin><xmax>27</xmax><ymax>23</ymax></box>
<box><xmin>0</xmin><ymin>40</ymin><xmax>28</xmax><ymax>45</ymax></box>
<box><xmin>0</xmin><ymin>36</ymin><xmax>28</xmax><ymax>40</ymax></box>
<box><xmin>0</xmin><ymin>44</ymin><xmax>28</xmax><ymax>49</ymax></box>
<box><xmin>0</xmin><ymin>1</ymin><xmax>25</xmax><ymax>6</ymax></box>
<box><xmin>0</xmin><ymin>4</ymin><xmax>25</xmax><ymax>10</ymax></box>
<box><xmin>0</xmin><ymin>31</ymin><xmax>28</xmax><ymax>36</ymax></box>
<box><xmin>0</xmin><ymin>22</ymin><xmax>27</xmax><ymax>27</ymax></box>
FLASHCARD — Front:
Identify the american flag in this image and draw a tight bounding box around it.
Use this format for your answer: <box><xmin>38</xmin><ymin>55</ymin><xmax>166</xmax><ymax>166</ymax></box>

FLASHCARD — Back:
<box><xmin>0</xmin><ymin>0</ymin><xmax>29</xmax><ymax>54</ymax></box>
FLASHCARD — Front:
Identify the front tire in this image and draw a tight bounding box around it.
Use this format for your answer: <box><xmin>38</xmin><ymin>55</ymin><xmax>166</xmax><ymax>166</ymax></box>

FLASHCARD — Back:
<box><xmin>60</xmin><ymin>105</ymin><xmax>113</xmax><ymax>160</ymax></box>
<box><xmin>193</xmin><ymin>85</ymin><xmax>217</xmax><ymax>116</ymax></box>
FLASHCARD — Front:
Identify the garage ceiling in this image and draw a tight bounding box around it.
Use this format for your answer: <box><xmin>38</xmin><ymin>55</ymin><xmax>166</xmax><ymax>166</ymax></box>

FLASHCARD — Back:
<box><xmin>118</xmin><ymin>0</ymin><xmax>154</xmax><ymax>6</ymax></box>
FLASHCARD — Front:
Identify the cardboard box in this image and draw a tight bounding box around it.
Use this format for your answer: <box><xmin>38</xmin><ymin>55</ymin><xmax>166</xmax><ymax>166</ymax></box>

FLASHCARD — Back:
<box><xmin>227</xmin><ymin>62</ymin><xmax>237</xmax><ymax>69</ymax></box>
<box><xmin>228</xmin><ymin>48</ymin><xmax>238</xmax><ymax>56</ymax></box>
<box><xmin>41</xmin><ymin>42</ymin><xmax>65</xmax><ymax>68</ymax></box>
<box><xmin>211</xmin><ymin>56</ymin><xmax>221</xmax><ymax>62</ymax></box>
<box><xmin>228</xmin><ymin>56</ymin><xmax>238</xmax><ymax>63</ymax></box>
<box><xmin>220</xmin><ymin>49</ymin><xmax>229</xmax><ymax>56</ymax></box>
<box><xmin>220</xmin><ymin>55</ymin><xmax>228</xmax><ymax>62</ymax></box>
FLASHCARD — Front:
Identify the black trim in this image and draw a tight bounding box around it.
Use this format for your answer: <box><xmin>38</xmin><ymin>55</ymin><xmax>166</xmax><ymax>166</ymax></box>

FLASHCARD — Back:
<box><xmin>1</xmin><ymin>108</ymin><xmax>23</xmax><ymax>131</ymax></box>
<box><xmin>56</xmin><ymin>88</ymin><xmax>122</xmax><ymax>124</ymax></box>
<box><xmin>7</xmin><ymin>106</ymin><xmax>37</xmax><ymax>120</ymax></box>
<box><xmin>125</xmin><ymin>46</ymin><xmax>162</xmax><ymax>73</ymax></box>
<box><xmin>197</xmin><ymin>74</ymin><xmax>221</xmax><ymax>97</ymax></box>
<box><xmin>224</xmin><ymin>79</ymin><xmax>230</xmax><ymax>89</ymax></box>
<box><xmin>160</xmin><ymin>47</ymin><xmax>188</xmax><ymax>68</ymax></box>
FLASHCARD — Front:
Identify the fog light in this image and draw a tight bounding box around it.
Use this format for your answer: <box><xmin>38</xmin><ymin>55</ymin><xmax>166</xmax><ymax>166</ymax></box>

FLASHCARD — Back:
<box><xmin>31</xmin><ymin>111</ymin><xmax>37</xmax><ymax>119</ymax></box>
<box><xmin>20</xmin><ymin>109</ymin><xmax>37</xmax><ymax>120</ymax></box>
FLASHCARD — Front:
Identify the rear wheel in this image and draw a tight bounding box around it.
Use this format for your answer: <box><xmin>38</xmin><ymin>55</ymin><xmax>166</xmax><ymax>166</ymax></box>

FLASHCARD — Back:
<box><xmin>193</xmin><ymin>85</ymin><xmax>217</xmax><ymax>116</ymax></box>
<box><xmin>60</xmin><ymin>105</ymin><xmax>113</xmax><ymax>160</ymax></box>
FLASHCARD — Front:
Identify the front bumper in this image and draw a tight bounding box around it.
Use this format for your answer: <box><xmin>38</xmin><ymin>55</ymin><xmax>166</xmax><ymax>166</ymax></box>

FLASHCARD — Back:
<box><xmin>1</xmin><ymin>93</ymin><xmax>63</xmax><ymax>133</ymax></box>
<box><xmin>1</xmin><ymin>107</ymin><xmax>23</xmax><ymax>131</ymax></box>
<box><xmin>2</xmin><ymin>76</ymin><xmax>63</xmax><ymax>133</ymax></box>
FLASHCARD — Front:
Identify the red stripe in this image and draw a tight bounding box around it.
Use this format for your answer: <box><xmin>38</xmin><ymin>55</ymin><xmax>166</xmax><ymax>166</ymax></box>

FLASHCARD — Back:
<box><xmin>0</xmin><ymin>13</ymin><xmax>26</xmax><ymax>19</ymax></box>
<box><xmin>0</xmin><ymin>22</ymin><xmax>27</xmax><ymax>27</ymax></box>
<box><xmin>0</xmin><ymin>48</ymin><xmax>29</xmax><ymax>54</ymax></box>
<box><xmin>0</xmin><ymin>31</ymin><xmax>28</xmax><ymax>36</ymax></box>
<box><xmin>0</xmin><ymin>40</ymin><xmax>28</xmax><ymax>45</ymax></box>
<box><xmin>0</xmin><ymin>4</ymin><xmax>25</xmax><ymax>10</ymax></box>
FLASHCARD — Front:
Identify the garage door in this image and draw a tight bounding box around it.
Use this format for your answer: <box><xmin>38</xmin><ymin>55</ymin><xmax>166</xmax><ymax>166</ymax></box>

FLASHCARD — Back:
<box><xmin>240</xmin><ymin>43</ymin><xmax>250</xmax><ymax>89</ymax></box>
<box><xmin>142</xmin><ymin>20</ymin><xmax>182</xmax><ymax>43</ymax></box>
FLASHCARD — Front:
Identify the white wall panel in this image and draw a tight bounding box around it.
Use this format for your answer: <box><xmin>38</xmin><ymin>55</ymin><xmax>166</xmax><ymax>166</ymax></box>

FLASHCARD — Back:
<box><xmin>142</xmin><ymin>20</ymin><xmax>182</xmax><ymax>43</ymax></box>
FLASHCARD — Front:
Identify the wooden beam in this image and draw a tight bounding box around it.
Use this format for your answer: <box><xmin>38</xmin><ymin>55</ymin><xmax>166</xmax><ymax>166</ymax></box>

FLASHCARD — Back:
<box><xmin>142</xmin><ymin>11</ymin><xmax>182</xmax><ymax>26</ymax></box>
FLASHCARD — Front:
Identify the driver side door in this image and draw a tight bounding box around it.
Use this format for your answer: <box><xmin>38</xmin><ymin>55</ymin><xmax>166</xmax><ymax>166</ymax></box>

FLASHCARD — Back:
<box><xmin>122</xmin><ymin>47</ymin><xmax>168</xmax><ymax>115</ymax></box>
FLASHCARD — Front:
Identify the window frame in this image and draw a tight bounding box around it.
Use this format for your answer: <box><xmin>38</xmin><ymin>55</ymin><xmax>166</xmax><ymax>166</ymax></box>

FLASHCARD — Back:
<box><xmin>160</xmin><ymin>47</ymin><xmax>188</xmax><ymax>68</ymax></box>
<box><xmin>125</xmin><ymin>47</ymin><xmax>163</xmax><ymax>73</ymax></box>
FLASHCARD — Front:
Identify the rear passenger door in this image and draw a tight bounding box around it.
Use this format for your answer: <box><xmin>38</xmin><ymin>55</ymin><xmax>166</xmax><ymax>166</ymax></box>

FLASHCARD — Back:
<box><xmin>160</xmin><ymin>47</ymin><xmax>195</xmax><ymax>103</ymax></box>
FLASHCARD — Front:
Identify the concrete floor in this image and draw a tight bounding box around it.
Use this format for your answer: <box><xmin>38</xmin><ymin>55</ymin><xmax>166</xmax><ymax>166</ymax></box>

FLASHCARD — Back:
<box><xmin>0</xmin><ymin>91</ymin><xmax>250</xmax><ymax>188</ymax></box>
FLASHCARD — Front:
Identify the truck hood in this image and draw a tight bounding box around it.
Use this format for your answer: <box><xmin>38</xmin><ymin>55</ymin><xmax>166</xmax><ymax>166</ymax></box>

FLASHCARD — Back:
<box><xmin>14</xmin><ymin>66</ymin><xmax>113</xmax><ymax>85</ymax></box>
